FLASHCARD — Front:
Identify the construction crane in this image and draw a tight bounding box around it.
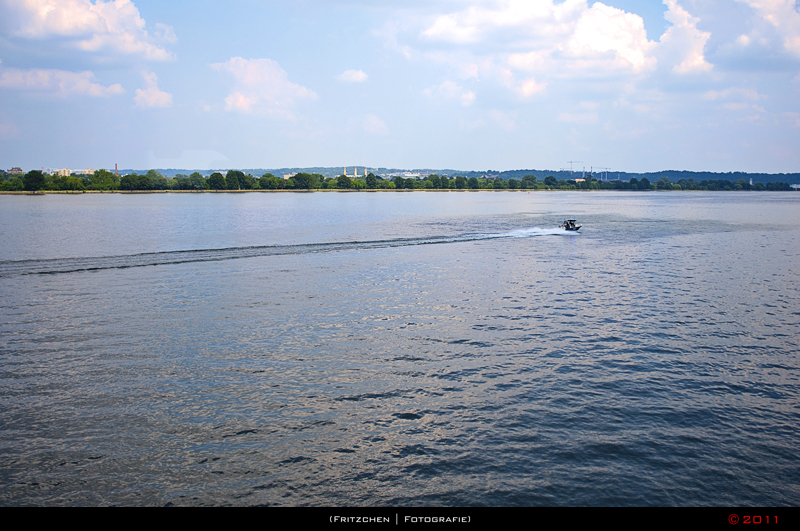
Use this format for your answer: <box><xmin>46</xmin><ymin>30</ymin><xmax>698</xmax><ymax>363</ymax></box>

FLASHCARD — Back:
<box><xmin>566</xmin><ymin>160</ymin><xmax>583</xmax><ymax>175</ymax></box>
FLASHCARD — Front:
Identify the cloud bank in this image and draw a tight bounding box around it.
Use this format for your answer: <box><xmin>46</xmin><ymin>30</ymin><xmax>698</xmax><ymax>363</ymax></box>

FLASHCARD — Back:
<box><xmin>338</xmin><ymin>69</ymin><xmax>368</xmax><ymax>83</ymax></box>
<box><xmin>2</xmin><ymin>0</ymin><xmax>175</xmax><ymax>61</ymax></box>
<box><xmin>0</xmin><ymin>65</ymin><xmax>124</xmax><ymax>96</ymax></box>
<box><xmin>134</xmin><ymin>71</ymin><xmax>172</xmax><ymax>108</ymax></box>
<box><xmin>211</xmin><ymin>57</ymin><xmax>317</xmax><ymax>118</ymax></box>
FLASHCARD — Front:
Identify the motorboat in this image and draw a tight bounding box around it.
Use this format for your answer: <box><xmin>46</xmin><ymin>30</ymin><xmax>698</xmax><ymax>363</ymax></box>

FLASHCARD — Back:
<box><xmin>561</xmin><ymin>219</ymin><xmax>581</xmax><ymax>231</ymax></box>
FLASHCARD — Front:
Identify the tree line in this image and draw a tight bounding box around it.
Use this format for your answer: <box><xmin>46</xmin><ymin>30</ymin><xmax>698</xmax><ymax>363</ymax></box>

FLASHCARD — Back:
<box><xmin>1</xmin><ymin>169</ymin><xmax>795</xmax><ymax>192</ymax></box>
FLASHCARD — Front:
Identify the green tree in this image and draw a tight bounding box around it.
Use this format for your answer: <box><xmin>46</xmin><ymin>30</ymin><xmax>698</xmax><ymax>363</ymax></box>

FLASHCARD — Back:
<box><xmin>656</xmin><ymin>176</ymin><xmax>671</xmax><ymax>190</ymax></box>
<box><xmin>455</xmin><ymin>176</ymin><xmax>466</xmax><ymax>189</ymax></box>
<box><xmin>266</xmin><ymin>176</ymin><xmax>284</xmax><ymax>189</ymax></box>
<box><xmin>226</xmin><ymin>170</ymin><xmax>244</xmax><ymax>190</ymax></box>
<box><xmin>53</xmin><ymin>174</ymin><xmax>85</xmax><ymax>190</ymax></box>
<box><xmin>259</xmin><ymin>173</ymin><xmax>278</xmax><ymax>189</ymax></box>
<box><xmin>145</xmin><ymin>169</ymin><xmax>167</xmax><ymax>190</ymax></box>
<box><xmin>544</xmin><ymin>176</ymin><xmax>557</xmax><ymax>187</ymax></box>
<box><xmin>138</xmin><ymin>173</ymin><xmax>154</xmax><ymax>190</ymax></box>
<box><xmin>172</xmin><ymin>176</ymin><xmax>190</xmax><ymax>190</ymax></box>
<box><xmin>521</xmin><ymin>175</ymin><xmax>537</xmax><ymax>188</ymax></box>
<box><xmin>241</xmin><ymin>174</ymin><xmax>257</xmax><ymax>189</ymax></box>
<box><xmin>208</xmin><ymin>172</ymin><xmax>226</xmax><ymax>190</ymax></box>
<box><xmin>337</xmin><ymin>175</ymin><xmax>352</xmax><ymax>189</ymax></box>
<box><xmin>89</xmin><ymin>169</ymin><xmax>119</xmax><ymax>190</ymax></box>
<box><xmin>189</xmin><ymin>172</ymin><xmax>208</xmax><ymax>190</ymax></box>
<box><xmin>366</xmin><ymin>173</ymin><xmax>377</xmax><ymax>189</ymax></box>
<box><xmin>120</xmin><ymin>174</ymin><xmax>135</xmax><ymax>191</ymax></box>
<box><xmin>23</xmin><ymin>170</ymin><xmax>46</xmax><ymax>191</ymax></box>
<box><xmin>1</xmin><ymin>178</ymin><xmax>24</xmax><ymax>191</ymax></box>
<box><xmin>118</xmin><ymin>173</ymin><xmax>151</xmax><ymax>190</ymax></box>
<box><xmin>151</xmin><ymin>174</ymin><xmax>169</xmax><ymax>190</ymax></box>
<box><xmin>293</xmin><ymin>172</ymin><xmax>317</xmax><ymax>189</ymax></box>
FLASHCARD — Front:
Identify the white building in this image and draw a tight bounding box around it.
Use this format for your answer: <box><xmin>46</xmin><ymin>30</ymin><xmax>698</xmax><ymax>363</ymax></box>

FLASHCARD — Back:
<box><xmin>342</xmin><ymin>167</ymin><xmax>369</xmax><ymax>178</ymax></box>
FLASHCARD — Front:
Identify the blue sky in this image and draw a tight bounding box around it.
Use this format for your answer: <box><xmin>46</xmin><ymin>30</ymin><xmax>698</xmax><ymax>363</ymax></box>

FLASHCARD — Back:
<box><xmin>1</xmin><ymin>0</ymin><xmax>799</xmax><ymax>173</ymax></box>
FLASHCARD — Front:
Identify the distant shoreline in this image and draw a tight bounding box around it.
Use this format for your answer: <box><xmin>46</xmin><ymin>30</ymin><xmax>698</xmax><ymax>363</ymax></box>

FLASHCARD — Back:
<box><xmin>2</xmin><ymin>188</ymin><xmax>796</xmax><ymax>195</ymax></box>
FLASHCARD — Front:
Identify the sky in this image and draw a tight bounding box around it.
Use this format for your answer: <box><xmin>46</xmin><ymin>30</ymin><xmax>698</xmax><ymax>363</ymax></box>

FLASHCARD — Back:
<box><xmin>1</xmin><ymin>0</ymin><xmax>799</xmax><ymax>173</ymax></box>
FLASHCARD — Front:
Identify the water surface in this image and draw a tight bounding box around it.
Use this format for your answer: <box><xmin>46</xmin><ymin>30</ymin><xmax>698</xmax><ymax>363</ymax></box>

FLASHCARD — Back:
<box><xmin>1</xmin><ymin>191</ymin><xmax>798</xmax><ymax>506</ymax></box>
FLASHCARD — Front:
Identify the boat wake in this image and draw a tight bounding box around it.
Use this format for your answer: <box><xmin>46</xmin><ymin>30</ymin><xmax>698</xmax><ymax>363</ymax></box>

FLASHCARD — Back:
<box><xmin>0</xmin><ymin>227</ymin><xmax>575</xmax><ymax>278</ymax></box>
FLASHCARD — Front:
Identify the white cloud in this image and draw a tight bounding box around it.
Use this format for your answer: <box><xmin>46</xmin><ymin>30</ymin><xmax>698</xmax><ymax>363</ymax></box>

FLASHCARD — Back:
<box><xmin>363</xmin><ymin>113</ymin><xmax>389</xmax><ymax>135</ymax></box>
<box><xmin>722</xmin><ymin>102</ymin><xmax>751</xmax><ymax>110</ymax></box>
<box><xmin>420</xmin><ymin>1</ymin><xmax>654</xmax><ymax>75</ymax></box>
<box><xmin>783</xmin><ymin>111</ymin><xmax>800</xmax><ymax>127</ymax></box>
<box><xmin>153</xmin><ymin>22</ymin><xmax>177</xmax><ymax>43</ymax></box>
<box><xmin>3</xmin><ymin>0</ymin><xmax>174</xmax><ymax>61</ymax></box>
<box><xmin>518</xmin><ymin>77</ymin><xmax>546</xmax><ymax>96</ymax></box>
<box><xmin>487</xmin><ymin>109</ymin><xmax>516</xmax><ymax>131</ymax></box>
<box><xmin>422</xmin><ymin>12</ymin><xmax>481</xmax><ymax>44</ymax></box>
<box><xmin>0</xmin><ymin>66</ymin><xmax>124</xmax><ymax>96</ymax></box>
<box><xmin>210</xmin><ymin>57</ymin><xmax>317</xmax><ymax>118</ymax></box>
<box><xmin>493</xmin><ymin>67</ymin><xmax>548</xmax><ymax>98</ymax></box>
<box><xmin>408</xmin><ymin>0</ymin><xmax>664</xmax><ymax>106</ymax></box>
<box><xmin>737</xmin><ymin>0</ymin><xmax>800</xmax><ymax>57</ymax></box>
<box><xmin>658</xmin><ymin>0</ymin><xmax>713</xmax><ymax>74</ymax></box>
<box><xmin>558</xmin><ymin>111</ymin><xmax>599</xmax><ymax>124</ymax></box>
<box><xmin>373</xmin><ymin>21</ymin><xmax>412</xmax><ymax>59</ymax></box>
<box><xmin>702</xmin><ymin>87</ymin><xmax>767</xmax><ymax>101</ymax></box>
<box><xmin>566</xmin><ymin>2</ymin><xmax>655</xmax><ymax>72</ymax></box>
<box><xmin>134</xmin><ymin>71</ymin><xmax>172</xmax><ymax>108</ymax></box>
<box><xmin>423</xmin><ymin>80</ymin><xmax>476</xmax><ymax>106</ymax></box>
<box><xmin>508</xmin><ymin>50</ymin><xmax>550</xmax><ymax>72</ymax></box>
<box><xmin>338</xmin><ymin>69</ymin><xmax>368</xmax><ymax>83</ymax></box>
<box><xmin>421</xmin><ymin>0</ymin><xmax>583</xmax><ymax>45</ymax></box>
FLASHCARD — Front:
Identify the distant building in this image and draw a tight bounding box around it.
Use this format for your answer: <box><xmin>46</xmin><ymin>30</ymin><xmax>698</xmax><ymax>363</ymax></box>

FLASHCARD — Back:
<box><xmin>57</xmin><ymin>168</ymin><xmax>71</xmax><ymax>177</ymax></box>
<box><xmin>283</xmin><ymin>173</ymin><xmax>297</xmax><ymax>180</ymax></box>
<box><xmin>342</xmin><ymin>167</ymin><xmax>369</xmax><ymax>178</ymax></box>
<box><xmin>8</xmin><ymin>167</ymin><xmax>23</xmax><ymax>175</ymax></box>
